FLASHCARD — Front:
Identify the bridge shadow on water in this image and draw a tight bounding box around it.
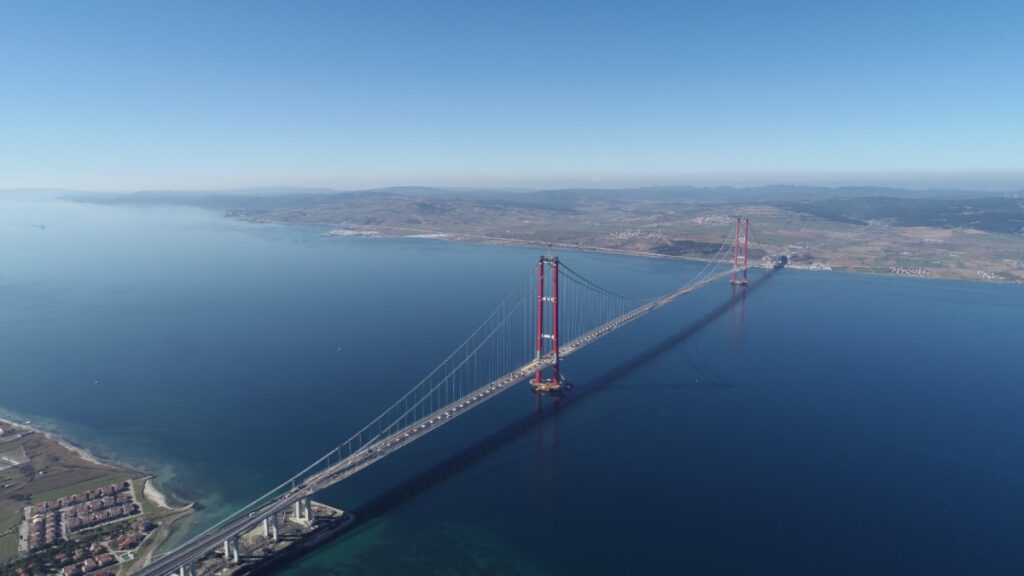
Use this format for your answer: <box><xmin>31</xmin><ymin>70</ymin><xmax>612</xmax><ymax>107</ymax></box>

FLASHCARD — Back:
<box><xmin>277</xmin><ymin>269</ymin><xmax>778</xmax><ymax>569</ymax></box>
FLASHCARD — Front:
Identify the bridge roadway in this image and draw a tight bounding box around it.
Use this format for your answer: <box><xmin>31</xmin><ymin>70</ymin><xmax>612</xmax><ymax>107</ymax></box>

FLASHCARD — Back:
<box><xmin>134</xmin><ymin>267</ymin><xmax>736</xmax><ymax>576</ymax></box>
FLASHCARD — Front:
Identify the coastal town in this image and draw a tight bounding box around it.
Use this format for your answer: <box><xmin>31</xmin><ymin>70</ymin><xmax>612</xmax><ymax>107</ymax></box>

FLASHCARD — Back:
<box><xmin>25</xmin><ymin>480</ymin><xmax>141</xmax><ymax>552</ymax></box>
<box><xmin>0</xmin><ymin>419</ymin><xmax>190</xmax><ymax>576</ymax></box>
<box><xmin>20</xmin><ymin>515</ymin><xmax>156</xmax><ymax>576</ymax></box>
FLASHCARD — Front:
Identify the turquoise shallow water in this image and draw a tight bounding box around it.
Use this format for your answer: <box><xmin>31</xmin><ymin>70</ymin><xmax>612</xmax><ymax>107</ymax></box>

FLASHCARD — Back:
<box><xmin>2</xmin><ymin>195</ymin><xmax>1023</xmax><ymax>574</ymax></box>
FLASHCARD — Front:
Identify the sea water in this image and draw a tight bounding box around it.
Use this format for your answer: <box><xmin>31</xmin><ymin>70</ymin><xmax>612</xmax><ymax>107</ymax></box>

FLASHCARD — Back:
<box><xmin>1</xmin><ymin>195</ymin><xmax>1022</xmax><ymax>574</ymax></box>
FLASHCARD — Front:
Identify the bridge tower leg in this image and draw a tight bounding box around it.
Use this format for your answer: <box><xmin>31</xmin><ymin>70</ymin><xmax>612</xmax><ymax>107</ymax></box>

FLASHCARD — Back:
<box><xmin>743</xmin><ymin>216</ymin><xmax>749</xmax><ymax>284</ymax></box>
<box><xmin>552</xmin><ymin>256</ymin><xmax>560</xmax><ymax>385</ymax></box>
<box><xmin>731</xmin><ymin>217</ymin><xmax>739</xmax><ymax>284</ymax></box>
<box><xmin>534</xmin><ymin>256</ymin><xmax>544</xmax><ymax>384</ymax></box>
<box><xmin>532</xmin><ymin>256</ymin><xmax>562</xmax><ymax>394</ymax></box>
<box><xmin>731</xmin><ymin>216</ymin><xmax>749</xmax><ymax>287</ymax></box>
<box><xmin>303</xmin><ymin>497</ymin><xmax>314</xmax><ymax>526</ymax></box>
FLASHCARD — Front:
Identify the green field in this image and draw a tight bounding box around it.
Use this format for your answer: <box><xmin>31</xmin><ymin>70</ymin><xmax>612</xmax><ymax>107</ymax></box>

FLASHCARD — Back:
<box><xmin>0</xmin><ymin>510</ymin><xmax>21</xmax><ymax>561</ymax></box>
<box><xmin>0</xmin><ymin>511</ymin><xmax>19</xmax><ymax>533</ymax></box>
<box><xmin>0</xmin><ymin>532</ymin><xmax>18</xmax><ymax>562</ymax></box>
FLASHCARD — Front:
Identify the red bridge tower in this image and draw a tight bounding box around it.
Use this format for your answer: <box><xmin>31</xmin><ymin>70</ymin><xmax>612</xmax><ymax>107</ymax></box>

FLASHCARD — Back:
<box><xmin>532</xmin><ymin>255</ymin><xmax>562</xmax><ymax>394</ymax></box>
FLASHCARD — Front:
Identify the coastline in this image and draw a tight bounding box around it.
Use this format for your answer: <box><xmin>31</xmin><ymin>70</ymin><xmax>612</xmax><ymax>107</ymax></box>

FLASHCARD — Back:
<box><xmin>143</xmin><ymin>476</ymin><xmax>193</xmax><ymax>512</ymax></box>
<box><xmin>0</xmin><ymin>413</ymin><xmax>195</xmax><ymax>563</ymax></box>
<box><xmin>0</xmin><ymin>416</ymin><xmax>108</xmax><ymax>469</ymax></box>
<box><xmin>0</xmin><ymin>414</ymin><xmax>193</xmax><ymax>509</ymax></box>
<box><xmin>317</xmin><ymin>224</ymin><xmax>1024</xmax><ymax>286</ymax></box>
<box><xmin>321</xmin><ymin>225</ymin><xmax>740</xmax><ymax>263</ymax></box>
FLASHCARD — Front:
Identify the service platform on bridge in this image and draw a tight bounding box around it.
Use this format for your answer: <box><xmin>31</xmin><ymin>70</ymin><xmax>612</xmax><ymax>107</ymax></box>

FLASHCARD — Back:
<box><xmin>530</xmin><ymin>379</ymin><xmax>566</xmax><ymax>395</ymax></box>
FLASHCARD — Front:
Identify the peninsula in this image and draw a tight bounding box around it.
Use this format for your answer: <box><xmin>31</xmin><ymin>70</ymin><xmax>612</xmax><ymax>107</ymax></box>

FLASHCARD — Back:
<box><xmin>74</xmin><ymin>186</ymin><xmax>1024</xmax><ymax>284</ymax></box>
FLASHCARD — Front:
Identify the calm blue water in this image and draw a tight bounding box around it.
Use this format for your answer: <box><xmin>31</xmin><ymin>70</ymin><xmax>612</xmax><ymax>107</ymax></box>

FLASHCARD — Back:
<box><xmin>2</xmin><ymin>195</ymin><xmax>1023</xmax><ymax>574</ymax></box>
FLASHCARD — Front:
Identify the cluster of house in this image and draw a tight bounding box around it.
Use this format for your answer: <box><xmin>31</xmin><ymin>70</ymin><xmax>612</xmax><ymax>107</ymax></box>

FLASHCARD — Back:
<box><xmin>56</xmin><ymin>542</ymin><xmax>117</xmax><ymax>576</ymax></box>
<box><xmin>14</xmin><ymin>519</ymin><xmax>158</xmax><ymax>576</ymax></box>
<box><xmin>29</xmin><ymin>480</ymin><xmax>140</xmax><ymax>540</ymax></box>
<box><xmin>606</xmin><ymin>228</ymin><xmax>666</xmax><ymax>241</ymax></box>
<box><xmin>33</xmin><ymin>481</ymin><xmax>133</xmax><ymax>516</ymax></box>
<box><xmin>111</xmin><ymin>518</ymin><xmax>155</xmax><ymax>550</ymax></box>
<box><xmin>26</xmin><ymin>510</ymin><xmax>61</xmax><ymax>550</ymax></box>
<box><xmin>64</xmin><ymin>494</ymin><xmax>139</xmax><ymax>533</ymax></box>
<box><xmin>891</xmin><ymin>266</ymin><xmax>930</xmax><ymax>277</ymax></box>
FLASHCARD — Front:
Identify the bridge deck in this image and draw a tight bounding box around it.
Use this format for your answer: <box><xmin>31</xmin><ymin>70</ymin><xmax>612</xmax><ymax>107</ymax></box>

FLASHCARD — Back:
<box><xmin>134</xmin><ymin>267</ymin><xmax>735</xmax><ymax>576</ymax></box>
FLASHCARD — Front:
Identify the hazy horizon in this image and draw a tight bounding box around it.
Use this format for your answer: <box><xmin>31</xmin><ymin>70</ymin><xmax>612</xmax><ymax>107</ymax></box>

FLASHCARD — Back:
<box><xmin>4</xmin><ymin>173</ymin><xmax>1024</xmax><ymax>195</ymax></box>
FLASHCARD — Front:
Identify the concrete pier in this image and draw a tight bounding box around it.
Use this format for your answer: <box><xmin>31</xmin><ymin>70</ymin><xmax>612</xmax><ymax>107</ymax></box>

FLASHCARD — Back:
<box><xmin>291</xmin><ymin>498</ymin><xmax>314</xmax><ymax>526</ymax></box>
<box><xmin>303</xmin><ymin>497</ymin><xmax>314</xmax><ymax>525</ymax></box>
<box><xmin>262</xmin><ymin>513</ymin><xmax>280</xmax><ymax>541</ymax></box>
<box><xmin>176</xmin><ymin>502</ymin><xmax>352</xmax><ymax>576</ymax></box>
<box><xmin>223</xmin><ymin>536</ymin><xmax>241</xmax><ymax>564</ymax></box>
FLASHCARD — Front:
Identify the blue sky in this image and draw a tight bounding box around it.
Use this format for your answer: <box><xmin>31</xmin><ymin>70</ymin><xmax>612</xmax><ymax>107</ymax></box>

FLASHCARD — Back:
<box><xmin>1</xmin><ymin>0</ymin><xmax>1022</xmax><ymax>190</ymax></box>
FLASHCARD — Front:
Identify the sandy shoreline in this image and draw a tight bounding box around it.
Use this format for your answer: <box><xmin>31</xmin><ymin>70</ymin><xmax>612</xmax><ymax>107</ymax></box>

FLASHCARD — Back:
<box><xmin>320</xmin><ymin>225</ymin><xmax>1024</xmax><ymax>285</ymax></box>
<box><xmin>322</xmin><ymin>224</ymin><xmax>737</xmax><ymax>263</ymax></box>
<box><xmin>143</xmin><ymin>476</ymin><xmax>193</xmax><ymax>512</ymax></box>
<box><xmin>0</xmin><ymin>416</ymin><xmax>115</xmax><ymax>469</ymax></box>
<box><xmin>0</xmin><ymin>415</ymin><xmax>193</xmax><ymax>512</ymax></box>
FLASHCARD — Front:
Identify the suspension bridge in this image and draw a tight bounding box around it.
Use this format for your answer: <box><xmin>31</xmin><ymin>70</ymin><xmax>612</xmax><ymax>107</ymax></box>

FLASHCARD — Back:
<box><xmin>134</xmin><ymin>218</ymin><xmax>760</xmax><ymax>576</ymax></box>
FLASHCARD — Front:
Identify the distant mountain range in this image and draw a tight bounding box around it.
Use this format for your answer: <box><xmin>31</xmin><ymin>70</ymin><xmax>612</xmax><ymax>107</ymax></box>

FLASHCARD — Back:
<box><xmin>60</xmin><ymin>183</ymin><xmax>1024</xmax><ymax>209</ymax></box>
